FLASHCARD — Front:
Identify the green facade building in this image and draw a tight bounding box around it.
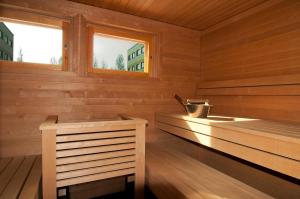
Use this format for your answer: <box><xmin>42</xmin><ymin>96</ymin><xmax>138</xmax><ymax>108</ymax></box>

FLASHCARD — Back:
<box><xmin>127</xmin><ymin>43</ymin><xmax>144</xmax><ymax>72</ymax></box>
<box><xmin>0</xmin><ymin>22</ymin><xmax>14</xmax><ymax>61</ymax></box>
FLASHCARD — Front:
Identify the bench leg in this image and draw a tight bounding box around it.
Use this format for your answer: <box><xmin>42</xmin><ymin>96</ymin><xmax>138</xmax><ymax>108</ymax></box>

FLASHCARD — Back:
<box><xmin>42</xmin><ymin>130</ymin><xmax>57</xmax><ymax>199</ymax></box>
<box><xmin>135</xmin><ymin>124</ymin><xmax>145</xmax><ymax>199</ymax></box>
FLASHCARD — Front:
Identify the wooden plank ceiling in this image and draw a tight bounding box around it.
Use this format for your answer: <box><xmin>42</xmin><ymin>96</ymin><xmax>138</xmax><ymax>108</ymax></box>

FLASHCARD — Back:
<box><xmin>68</xmin><ymin>0</ymin><xmax>268</xmax><ymax>30</ymax></box>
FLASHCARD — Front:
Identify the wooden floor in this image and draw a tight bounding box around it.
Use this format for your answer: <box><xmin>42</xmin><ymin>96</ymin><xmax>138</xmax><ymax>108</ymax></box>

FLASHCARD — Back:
<box><xmin>146</xmin><ymin>144</ymin><xmax>272</xmax><ymax>199</ymax></box>
<box><xmin>0</xmin><ymin>155</ymin><xmax>41</xmax><ymax>199</ymax></box>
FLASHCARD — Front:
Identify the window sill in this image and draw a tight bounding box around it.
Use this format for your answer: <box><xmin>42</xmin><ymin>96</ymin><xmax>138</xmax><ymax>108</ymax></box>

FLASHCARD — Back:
<box><xmin>0</xmin><ymin>60</ymin><xmax>62</xmax><ymax>69</ymax></box>
<box><xmin>0</xmin><ymin>60</ymin><xmax>66</xmax><ymax>74</ymax></box>
<box><xmin>87</xmin><ymin>68</ymin><xmax>160</xmax><ymax>81</ymax></box>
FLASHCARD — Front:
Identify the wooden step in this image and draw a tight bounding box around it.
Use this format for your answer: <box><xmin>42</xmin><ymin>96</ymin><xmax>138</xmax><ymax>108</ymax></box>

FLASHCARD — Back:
<box><xmin>146</xmin><ymin>144</ymin><xmax>272</xmax><ymax>199</ymax></box>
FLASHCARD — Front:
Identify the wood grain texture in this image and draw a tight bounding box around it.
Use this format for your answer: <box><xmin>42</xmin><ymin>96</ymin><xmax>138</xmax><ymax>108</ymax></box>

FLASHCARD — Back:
<box><xmin>156</xmin><ymin>113</ymin><xmax>300</xmax><ymax>179</ymax></box>
<box><xmin>156</xmin><ymin>113</ymin><xmax>300</xmax><ymax>160</ymax></box>
<box><xmin>42</xmin><ymin>129</ymin><xmax>57</xmax><ymax>199</ymax></box>
<box><xmin>146</xmin><ymin>144</ymin><xmax>272</xmax><ymax>199</ymax></box>
<box><xmin>56</xmin><ymin>149</ymin><xmax>135</xmax><ymax>165</ymax></box>
<box><xmin>157</xmin><ymin>134</ymin><xmax>300</xmax><ymax>199</ymax></box>
<box><xmin>0</xmin><ymin>0</ymin><xmax>200</xmax><ymax>157</ymax></box>
<box><xmin>0</xmin><ymin>156</ymin><xmax>41</xmax><ymax>199</ymax></box>
<box><xmin>41</xmin><ymin>116</ymin><xmax>146</xmax><ymax>196</ymax></box>
<box><xmin>56</xmin><ymin>130</ymin><xmax>135</xmax><ymax>142</ymax></box>
<box><xmin>19</xmin><ymin>156</ymin><xmax>42</xmax><ymax>199</ymax></box>
<box><xmin>198</xmin><ymin>0</ymin><xmax>300</xmax><ymax>123</ymax></box>
<box><xmin>56</xmin><ymin>156</ymin><xmax>135</xmax><ymax>172</ymax></box>
<box><xmin>57</xmin><ymin>168</ymin><xmax>135</xmax><ymax>187</ymax></box>
<box><xmin>135</xmin><ymin>123</ymin><xmax>146</xmax><ymax>199</ymax></box>
<box><xmin>0</xmin><ymin>157</ymin><xmax>24</xmax><ymax>195</ymax></box>
<box><xmin>57</xmin><ymin>162</ymin><xmax>135</xmax><ymax>180</ymax></box>
<box><xmin>67</xmin><ymin>0</ymin><xmax>268</xmax><ymax>31</ymax></box>
<box><xmin>1</xmin><ymin>156</ymin><xmax>35</xmax><ymax>199</ymax></box>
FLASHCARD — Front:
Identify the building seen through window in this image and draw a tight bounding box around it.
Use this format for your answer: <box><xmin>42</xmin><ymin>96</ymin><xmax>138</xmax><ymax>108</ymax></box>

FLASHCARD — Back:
<box><xmin>127</xmin><ymin>43</ymin><xmax>145</xmax><ymax>72</ymax></box>
<box><xmin>93</xmin><ymin>34</ymin><xmax>146</xmax><ymax>73</ymax></box>
<box><xmin>0</xmin><ymin>23</ymin><xmax>14</xmax><ymax>61</ymax></box>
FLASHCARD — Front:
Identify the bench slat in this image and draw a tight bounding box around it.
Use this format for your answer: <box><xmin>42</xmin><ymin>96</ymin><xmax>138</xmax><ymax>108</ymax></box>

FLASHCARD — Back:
<box><xmin>156</xmin><ymin>113</ymin><xmax>300</xmax><ymax>179</ymax></box>
<box><xmin>56</xmin><ymin>149</ymin><xmax>135</xmax><ymax>165</ymax></box>
<box><xmin>1</xmin><ymin>156</ymin><xmax>35</xmax><ymax>199</ymax></box>
<box><xmin>146</xmin><ymin>144</ymin><xmax>272</xmax><ymax>199</ymax></box>
<box><xmin>57</xmin><ymin>155</ymin><xmax>135</xmax><ymax>172</ymax></box>
<box><xmin>19</xmin><ymin>156</ymin><xmax>42</xmax><ymax>199</ymax></box>
<box><xmin>57</xmin><ymin>168</ymin><xmax>135</xmax><ymax>187</ymax></box>
<box><xmin>0</xmin><ymin>157</ymin><xmax>24</xmax><ymax>195</ymax></box>
<box><xmin>57</xmin><ymin>161</ymin><xmax>135</xmax><ymax>180</ymax></box>
<box><xmin>56</xmin><ymin>130</ymin><xmax>135</xmax><ymax>142</ymax></box>
<box><xmin>56</xmin><ymin>137</ymin><xmax>136</xmax><ymax>150</ymax></box>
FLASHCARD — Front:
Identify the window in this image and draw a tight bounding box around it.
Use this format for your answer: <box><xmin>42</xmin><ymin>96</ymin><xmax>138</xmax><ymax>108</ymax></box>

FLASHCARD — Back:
<box><xmin>88</xmin><ymin>25</ymin><xmax>153</xmax><ymax>76</ymax></box>
<box><xmin>0</xmin><ymin>21</ymin><xmax>64</xmax><ymax>66</ymax></box>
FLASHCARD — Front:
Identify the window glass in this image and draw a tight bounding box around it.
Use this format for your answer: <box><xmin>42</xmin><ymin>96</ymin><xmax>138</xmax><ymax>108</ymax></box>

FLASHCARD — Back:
<box><xmin>93</xmin><ymin>33</ymin><xmax>146</xmax><ymax>73</ymax></box>
<box><xmin>0</xmin><ymin>21</ymin><xmax>62</xmax><ymax>65</ymax></box>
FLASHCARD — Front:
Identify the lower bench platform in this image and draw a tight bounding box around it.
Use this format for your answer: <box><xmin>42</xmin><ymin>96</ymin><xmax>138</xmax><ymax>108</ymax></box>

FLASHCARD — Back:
<box><xmin>146</xmin><ymin>144</ymin><xmax>272</xmax><ymax>199</ymax></box>
<box><xmin>0</xmin><ymin>155</ymin><xmax>42</xmax><ymax>199</ymax></box>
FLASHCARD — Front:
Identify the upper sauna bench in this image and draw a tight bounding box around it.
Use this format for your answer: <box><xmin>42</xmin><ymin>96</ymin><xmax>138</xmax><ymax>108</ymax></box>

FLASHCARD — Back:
<box><xmin>155</xmin><ymin>112</ymin><xmax>300</xmax><ymax>179</ymax></box>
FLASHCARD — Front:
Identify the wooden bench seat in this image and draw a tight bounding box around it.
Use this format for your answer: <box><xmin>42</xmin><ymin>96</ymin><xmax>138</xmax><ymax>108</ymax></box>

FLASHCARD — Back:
<box><xmin>156</xmin><ymin>113</ymin><xmax>300</xmax><ymax>179</ymax></box>
<box><xmin>0</xmin><ymin>155</ymin><xmax>42</xmax><ymax>199</ymax></box>
<box><xmin>146</xmin><ymin>144</ymin><xmax>272</xmax><ymax>199</ymax></box>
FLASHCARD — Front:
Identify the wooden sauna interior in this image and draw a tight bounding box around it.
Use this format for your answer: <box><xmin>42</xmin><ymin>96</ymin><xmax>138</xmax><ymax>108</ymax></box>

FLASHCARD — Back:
<box><xmin>0</xmin><ymin>0</ymin><xmax>299</xmax><ymax>198</ymax></box>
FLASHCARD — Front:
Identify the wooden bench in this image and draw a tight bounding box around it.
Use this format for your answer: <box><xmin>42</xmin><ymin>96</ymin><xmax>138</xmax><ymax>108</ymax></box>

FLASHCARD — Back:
<box><xmin>146</xmin><ymin>144</ymin><xmax>272</xmax><ymax>199</ymax></box>
<box><xmin>156</xmin><ymin>113</ymin><xmax>300</xmax><ymax>179</ymax></box>
<box><xmin>0</xmin><ymin>155</ymin><xmax>42</xmax><ymax>199</ymax></box>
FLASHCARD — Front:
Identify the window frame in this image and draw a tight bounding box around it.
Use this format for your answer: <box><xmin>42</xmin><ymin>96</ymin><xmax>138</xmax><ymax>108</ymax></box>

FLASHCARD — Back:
<box><xmin>0</xmin><ymin>7</ymin><xmax>70</xmax><ymax>71</ymax></box>
<box><xmin>87</xmin><ymin>24</ymin><xmax>154</xmax><ymax>77</ymax></box>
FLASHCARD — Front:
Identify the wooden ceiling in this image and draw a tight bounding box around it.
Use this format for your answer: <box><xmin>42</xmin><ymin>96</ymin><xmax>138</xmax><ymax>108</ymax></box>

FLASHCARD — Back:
<box><xmin>68</xmin><ymin>0</ymin><xmax>268</xmax><ymax>30</ymax></box>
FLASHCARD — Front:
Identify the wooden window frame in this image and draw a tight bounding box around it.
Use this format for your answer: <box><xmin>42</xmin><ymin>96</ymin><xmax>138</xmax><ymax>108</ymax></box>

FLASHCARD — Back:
<box><xmin>87</xmin><ymin>24</ymin><xmax>154</xmax><ymax>77</ymax></box>
<box><xmin>0</xmin><ymin>6</ymin><xmax>70</xmax><ymax>71</ymax></box>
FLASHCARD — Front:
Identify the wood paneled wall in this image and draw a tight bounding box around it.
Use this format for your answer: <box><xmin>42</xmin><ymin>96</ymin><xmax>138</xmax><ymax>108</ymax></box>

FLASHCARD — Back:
<box><xmin>0</xmin><ymin>0</ymin><xmax>201</xmax><ymax>157</ymax></box>
<box><xmin>198</xmin><ymin>0</ymin><xmax>300</xmax><ymax>123</ymax></box>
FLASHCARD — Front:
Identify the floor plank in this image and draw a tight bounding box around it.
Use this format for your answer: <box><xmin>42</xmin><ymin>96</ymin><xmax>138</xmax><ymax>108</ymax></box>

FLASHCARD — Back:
<box><xmin>0</xmin><ymin>157</ymin><xmax>24</xmax><ymax>195</ymax></box>
<box><xmin>1</xmin><ymin>156</ymin><xmax>35</xmax><ymax>198</ymax></box>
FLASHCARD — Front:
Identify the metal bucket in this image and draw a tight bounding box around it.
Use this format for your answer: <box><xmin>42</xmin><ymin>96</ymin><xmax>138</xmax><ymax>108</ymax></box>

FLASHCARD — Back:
<box><xmin>185</xmin><ymin>103</ymin><xmax>211</xmax><ymax>118</ymax></box>
<box><xmin>175</xmin><ymin>94</ymin><xmax>211</xmax><ymax>118</ymax></box>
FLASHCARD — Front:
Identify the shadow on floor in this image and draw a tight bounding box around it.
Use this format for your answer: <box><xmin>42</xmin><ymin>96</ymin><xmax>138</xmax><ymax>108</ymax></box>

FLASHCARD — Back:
<box><xmin>93</xmin><ymin>183</ymin><xmax>158</xmax><ymax>199</ymax></box>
